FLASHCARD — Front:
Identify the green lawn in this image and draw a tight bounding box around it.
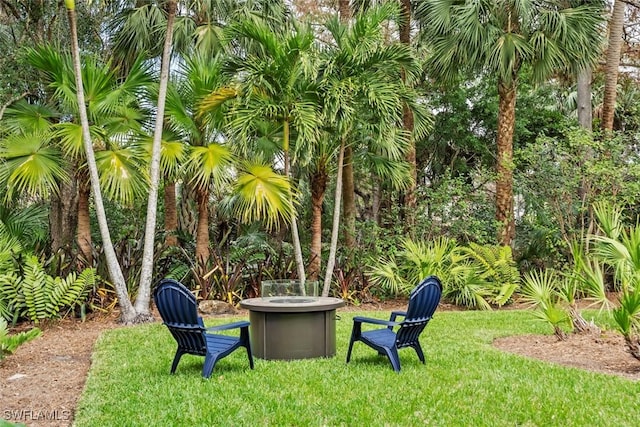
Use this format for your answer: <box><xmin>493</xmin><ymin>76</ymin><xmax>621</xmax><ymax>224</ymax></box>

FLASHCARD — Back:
<box><xmin>75</xmin><ymin>310</ymin><xmax>640</xmax><ymax>426</ymax></box>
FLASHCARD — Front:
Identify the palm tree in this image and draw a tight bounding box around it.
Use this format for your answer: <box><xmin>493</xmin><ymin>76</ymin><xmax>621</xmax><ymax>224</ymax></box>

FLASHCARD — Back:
<box><xmin>169</xmin><ymin>52</ymin><xmax>297</xmax><ymax>270</ymax></box>
<box><xmin>26</xmin><ymin>46</ymin><xmax>151</xmax><ymax>265</ymax></box>
<box><xmin>162</xmin><ymin>53</ymin><xmax>236</xmax><ymax>265</ymax></box>
<box><xmin>64</xmin><ymin>0</ymin><xmax>138</xmax><ymax>321</ymax></box>
<box><xmin>417</xmin><ymin>0</ymin><xmax>605</xmax><ymax>246</ymax></box>
<box><xmin>318</xmin><ymin>3</ymin><xmax>432</xmax><ymax>296</ymax></box>
<box><xmin>136</xmin><ymin>0</ymin><xmax>177</xmax><ymax>318</ymax></box>
<box><xmin>210</xmin><ymin>17</ymin><xmax>322</xmax><ymax>284</ymax></box>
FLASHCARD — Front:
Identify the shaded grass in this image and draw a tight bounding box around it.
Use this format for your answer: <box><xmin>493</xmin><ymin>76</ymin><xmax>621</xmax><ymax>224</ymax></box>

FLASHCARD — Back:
<box><xmin>75</xmin><ymin>310</ymin><xmax>640</xmax><ymax>426</ymax></box>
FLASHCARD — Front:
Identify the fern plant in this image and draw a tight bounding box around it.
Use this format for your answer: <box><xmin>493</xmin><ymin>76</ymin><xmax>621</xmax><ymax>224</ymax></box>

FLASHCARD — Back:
<box><xmin>0</xmin><ymin>255</ymin><xmax>95</xmax><ymax>323</ymax></box>
<box><xmin>0</xmin><ymin>225</ymin><xmax>23</xmax><ymax>321</ymax></box>
<box><xmin>461</xmin><ymin>242</ymin><xmax>519</xmax><ymax>306</ymax></box>
<box><xmin>0</xmin><ymin>318</ymin><xmax>41</xmax><ymax>361</ymax></box>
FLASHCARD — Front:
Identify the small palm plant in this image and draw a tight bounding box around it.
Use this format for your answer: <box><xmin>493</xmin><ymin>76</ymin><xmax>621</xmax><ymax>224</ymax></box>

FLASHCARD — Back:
<box><xmin>589</xmin><ymin>202</ymin><xmax>640</xmax><ymax>359</ymax></box>
<box><xmin>368</xmin><ymin>237</ymin><xmax>519</xmax><ymax>309</ymax></box>
<box><xmin>612</xmin><ymin>288</ymin><xmax>640</xmax><ymax>359</ymax></box>
<box><xmin>520</xmin><ymin>269</ymin><xmax>573</xmax><ymax>340</ymax></box>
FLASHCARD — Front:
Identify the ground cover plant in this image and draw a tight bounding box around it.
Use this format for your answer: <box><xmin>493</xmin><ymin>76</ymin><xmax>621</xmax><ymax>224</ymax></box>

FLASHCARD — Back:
<box><xmin>74</xmin><ymin>310</ymin><xmax>640</xmax><ymax>426</ymax></box>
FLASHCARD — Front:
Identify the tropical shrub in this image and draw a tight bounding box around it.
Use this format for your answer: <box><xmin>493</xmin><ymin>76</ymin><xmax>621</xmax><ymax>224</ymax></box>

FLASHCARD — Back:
<box><xmin>515</xmin><ymin>127</ymin><xmax>640</xmax><ymax>268</ymax></box>
<box><xmin>0</xmin><ymin>318</ymin><xmax>41</xmax><ymax>362</ymax></box>
<box><xmin>367</xmin><ymin>237</ymin><xmax>519</xmax><ymax>309</ymax></box>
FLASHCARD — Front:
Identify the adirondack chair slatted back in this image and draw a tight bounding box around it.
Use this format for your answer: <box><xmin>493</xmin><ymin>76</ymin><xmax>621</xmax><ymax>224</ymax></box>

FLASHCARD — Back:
<box><xmin>395</xmin><ymin>276</ymin><xmax>442</xmax><ymax>349</ymax></box>
<box><xmin>154</xmin><ymin>279</ymin><xmax>207</xmax><ymax>355</ymax></box>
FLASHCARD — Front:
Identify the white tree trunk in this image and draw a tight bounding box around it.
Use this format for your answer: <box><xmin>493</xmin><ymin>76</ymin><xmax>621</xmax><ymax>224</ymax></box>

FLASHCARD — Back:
<box><xmin>322</xmin><ymin>141</ymin><xmax>345</xmax><ymax>297</ymax></box>
<box><xmin>66</xmin><ymin>5</ymin><xmax>136</xmax><ymax>323</ymax></box>
<box><xmin>135</xmin><ymin>0</ymin><xmax>177</xmax><ymax>318</ymax></box>
<box><xmin>283</xmin><ymin>121</ymin><xmax>306</xmax><ymax>286</ymax></box>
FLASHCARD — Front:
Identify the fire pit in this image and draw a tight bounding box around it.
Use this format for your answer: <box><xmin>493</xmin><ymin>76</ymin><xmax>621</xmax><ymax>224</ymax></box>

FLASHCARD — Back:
<box><xmin>239</xmin><ymin>280</ymin><xmax>344</xmax><ymax>360</ymax></box>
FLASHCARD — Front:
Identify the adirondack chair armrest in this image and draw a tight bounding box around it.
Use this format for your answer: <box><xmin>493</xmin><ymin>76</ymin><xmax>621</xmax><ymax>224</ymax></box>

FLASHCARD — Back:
<box><xmin>352</xmin><ymin>316</ymin><xmax>399</xmax><ymax>328</ymax></box>
<box><xmin>389</xmin><ymin>311</ymin><xmax>407</xmax><ymax>322</ymax></box>
<box><xmin>206</xmin><ymin>321</ymin><xmax>250</xmax><ymax>332</ymax></box>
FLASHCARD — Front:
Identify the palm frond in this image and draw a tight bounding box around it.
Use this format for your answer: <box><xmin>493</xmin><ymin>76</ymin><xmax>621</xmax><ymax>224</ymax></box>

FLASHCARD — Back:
<box><xmin>0</xmin><ymin>132</ymin><xmax>68</xmax><ymax>199</ymax></box>
<box><xmin>229</xmin><ymin>161</ymin><xmax>294</xmax><ymax>230</ymax></box>
<box><xmin>95</xmin><ymin>147</ymin><xmax>148</xmax><ymax>204</ymax></box>
<box><xmin>186</xmin><ymin>143</ymin><xmax>234</xmax><ymax>189</ymax></box>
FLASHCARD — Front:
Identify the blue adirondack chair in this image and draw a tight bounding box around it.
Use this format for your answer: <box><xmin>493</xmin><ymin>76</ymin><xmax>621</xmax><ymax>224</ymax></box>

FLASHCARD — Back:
<box><xmin>153</xmin><ymin>279</ymin><xmax>254</xmax><ymax>378</ymax></box>
<box><xmin>346</xmin><ymin>276</ymin><xmax>442</xmax><ymax>372</ymax></box>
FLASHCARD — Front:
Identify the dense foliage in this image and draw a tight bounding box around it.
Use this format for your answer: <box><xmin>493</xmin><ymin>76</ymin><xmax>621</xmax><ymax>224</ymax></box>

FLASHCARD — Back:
<box><xmin>0</xmin><ymin>0</ymin><xmax>638</xmax><ymax>321</ymax></box>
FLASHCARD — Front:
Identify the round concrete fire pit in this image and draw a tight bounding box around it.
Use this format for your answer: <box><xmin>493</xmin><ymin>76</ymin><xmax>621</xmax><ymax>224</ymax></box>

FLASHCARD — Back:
<box><xmin>239</xmin><ymin>296</ymin><xmax>345</xmax><ymax>360</ymax></box>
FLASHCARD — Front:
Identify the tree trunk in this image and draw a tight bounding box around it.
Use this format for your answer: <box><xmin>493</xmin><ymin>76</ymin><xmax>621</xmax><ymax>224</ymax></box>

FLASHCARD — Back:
<box><xmin>66</xmin><ymin>2</ymin><xmax>136</xmax><ymax>323</ymax></box>
<box><xmin>178</xmin><ymin>180</ymin><xmax>199</xmax><ymax>238</ymax></box>
<box><xmin>135</xmin><ymin>0</ymin><xmax>176</xmax><ymax>318</ymax></box>
<box><xmin>195</xmin><ymin>186</ymin><xmax>210</xmax><ymax>265</ymax></box>
<box><xmin>338</xmin><ymin>0</ymin><xmax>351</xmax><ymax>21</ymax></box>
<box><xmin>50</xmin><ymin>171</ymin><xmax>78</xmax><ymax>255</ymax></box>
<box><xmin>576</xmin><ymin>67</ymin><xmax>593</xmax><ymax>224</ymax></box>
<box><xmin>577</xmin><ymin>67</ymin><xmax>593</xmax><ymax>131</ymax></box>
<box><xmin>496</xmin><ymin>81</ymin><xmax>517</xmax><ymax>246</ymax></box>
<box><xmin>282</xmin><ymin>120</ymin><xmax>306</xmax><ymax>284</ymax></box>
<box><xmin>372</xmin><ymin>176</ymin><xmax>381</xmax><ymax>226</ymax></box>
<box><xmin>164</xmin><ymin>181</ymin><xmax>178</xmax><ymax>247</ymax></box>
<box><xmin>601</xmin><ymin>0</ymin><xmax>626</xmax><ymax>132</ymax></box>
<box><xmin>338</xmin><ymin>0</ymin><xmax>356</xmax><ymax>251</ymax></box>
<box><xmin>309</xmin><ymin>164</ymin><xmax>328</xmax><ymax>281</ymax></box>
<box><xmin>76</xmin><ymin>178</ymin><xmax>92</xmax><ymax>266</ymax></box>
<box><xmin>399</xmin><ymin>0</ymin><xmax>416</xmax><ymax>234</ymax></box>
<box><xmin>323</xmin><ymin>141</ymin><xmax>345</xmax><ymax>297</ymax></box>
<box><xmin>342</xmin><ymin>146</ymin><xmax>356</xmax><ymax>249</ymax></box>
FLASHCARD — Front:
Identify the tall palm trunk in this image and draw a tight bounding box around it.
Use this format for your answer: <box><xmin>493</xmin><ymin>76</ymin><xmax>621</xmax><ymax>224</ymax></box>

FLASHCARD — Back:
<box><xmin>164</xmin><ymin>181</ymin><xmax>178</xmax><ymax>247</ymax></box>
<box><xmin>338</xmin><ymin>0</ymin><xmax>350</xmax><ymax>20</ymax></box>
<box><xmin>400</xmin><ymin>0</ymin><xmax>416</xmax><ymax>234</ymax></box>
<box><xmin>576</xmin><ymin>67</ymin><xmax>593</xmax><ymax>222</ymax></box>
<box><xmin>283</xmin><ymin>120</ymin><xmax>306</xmax><ymax>284</ymax></box>
<box><xmin>76</xmin><ymin>177</ymin><xmax>92</xmax><ymax>266</ymax></box>
<box><xmin>338</xmin><ymin>0</ymin><xmax>356</xmax><ymax>251</ymax></box>
<box><xmin>309</xmin><ymin>164</ymin><xmax>328</xmax><ymax>281</ymax></box>
<box><xmin>65</xmin><ymin>0</ymin><xmax>136</xmax><ymax>323</ymax></box>
<box><xmin>136</xmin><ymin>0</ymin><xmax>177</xmax><ymax>317</ymax></box>
<box><xmin>195</xmin><ymin>186</ymin><xmax>210</xmax><ymax>265</ymax></box>
<box><xmin>496</xmin><ymin>80</ymin><xmax>517</xmax><ymax>246</ymax></box>
<box><xmin>51</xmin><ymin>169</ymin><xmax>78</xmax><ymax>255</ymax></box>
<box><xmin>323</xmin><ymin>141</ymin><xmax>345</xmax><ymax>297</ymax></box>
<box><xmin>178</xmin><ymin>180</ymin><xmax>198</xmax><ymax>237</ymax></box>
<box><xmin>342</xmin><ymin>147</ymin><xmax>356</xmax><ymax>248</ymax></box>
<box><xmin>601</xmin><ymin>0</ymin><xmax>626</xmax><ymax>132</ymax></box>
<box><xmin>577</xmin><ymin>67</ymin><xmax>593</xmax><ymax>131</ymax></box>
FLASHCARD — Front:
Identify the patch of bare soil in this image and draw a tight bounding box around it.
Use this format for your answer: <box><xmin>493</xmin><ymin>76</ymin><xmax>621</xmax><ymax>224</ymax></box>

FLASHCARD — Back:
<box><xmin>2</xmin><ymin>304</ymin><xmax>639</xmax><ymax>426</ymax></box>
<box><xmin>0</xmin><ymin>314</ymin><xmax>118</xmax><ymax>427</ymax></box>
<box><xmin>494</xmin><ymin>330</ymin><xmax>640</xmax><ymax>381</ymax></box>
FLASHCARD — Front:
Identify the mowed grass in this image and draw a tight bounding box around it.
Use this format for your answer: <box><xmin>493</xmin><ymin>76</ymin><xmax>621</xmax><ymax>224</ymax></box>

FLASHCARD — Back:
<box><xmin>74</xmin><ymin>310</ymin><xmax>640</xmax><ymax>426</ymax></box>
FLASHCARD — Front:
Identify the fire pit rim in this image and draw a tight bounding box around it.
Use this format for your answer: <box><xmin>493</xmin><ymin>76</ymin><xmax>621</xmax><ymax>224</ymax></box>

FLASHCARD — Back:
<box><xmin>239</xmin><ymin>296</ymin><xmax>345</xmax><ymax>313</ymax></box>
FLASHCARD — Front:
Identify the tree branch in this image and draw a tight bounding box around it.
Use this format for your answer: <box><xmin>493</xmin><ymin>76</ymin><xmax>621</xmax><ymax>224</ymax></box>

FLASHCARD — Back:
<box><xmin>0</xmin><ymin>91</ymin><xmax>28</xmax><ymax>122</ymax></box>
